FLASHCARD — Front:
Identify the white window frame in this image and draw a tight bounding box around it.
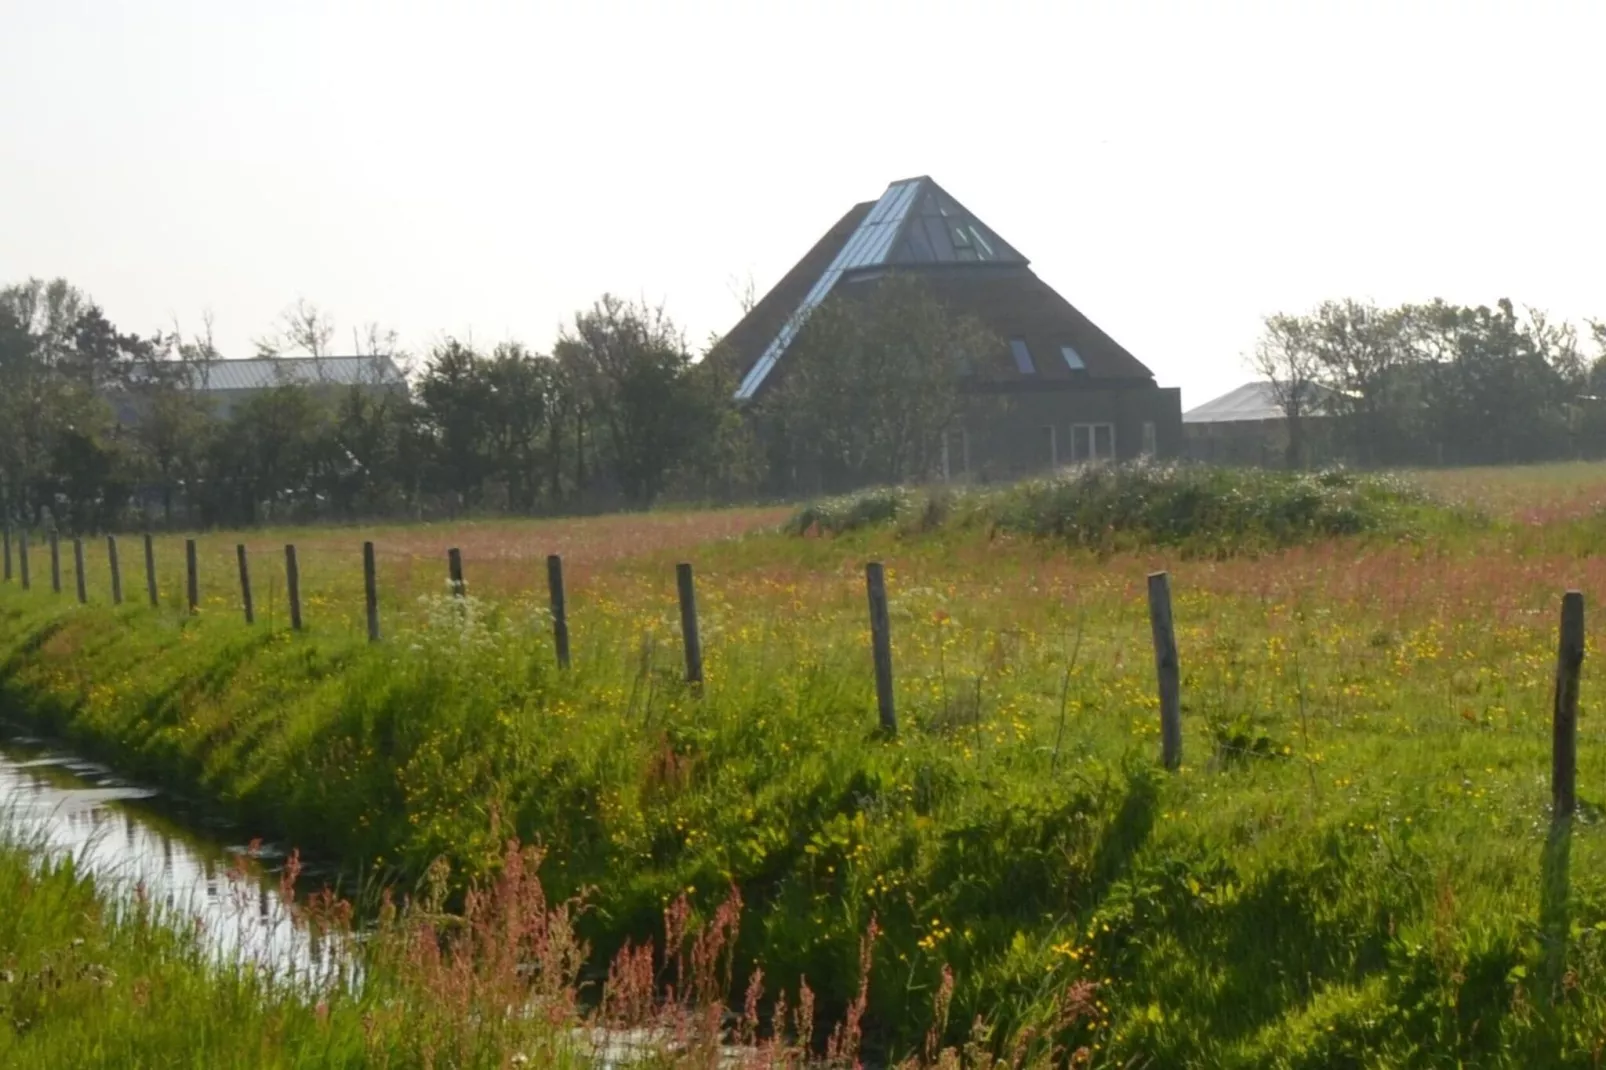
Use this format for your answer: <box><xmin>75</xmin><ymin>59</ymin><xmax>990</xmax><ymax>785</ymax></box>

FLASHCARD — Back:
<box><xmin>1141</xmin><ymin>420</ymin><xmax>1157</xmax><ymax>457</ymax></box>
<box><xmin>941</xmin><ymin>428</ymin><xmax>970</xmax><ymax>482</ymax></box>
<box><xmin>1069</xmin><ymin>422</ymin><xmax>1116</xmax><ymax>462</ymax></box>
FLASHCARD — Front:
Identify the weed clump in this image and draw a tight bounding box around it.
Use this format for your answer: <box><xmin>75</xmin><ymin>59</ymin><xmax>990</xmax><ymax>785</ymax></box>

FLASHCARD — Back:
<box><xmin>785</xmin><ymin>463</ymin><xmax>1442</xmax><ymax>551</ymax></box>
<box><xmin>782</xmin><ymin>486</ymin><xmax>921</xmax><ymax>536</ymax></box>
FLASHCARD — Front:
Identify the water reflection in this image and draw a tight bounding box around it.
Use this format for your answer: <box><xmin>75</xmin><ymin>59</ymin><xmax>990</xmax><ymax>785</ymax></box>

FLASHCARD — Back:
<box><xmin>0</xmin><ymin>731</ymin><xmax>356</xmax><ymax>989</ymax></box>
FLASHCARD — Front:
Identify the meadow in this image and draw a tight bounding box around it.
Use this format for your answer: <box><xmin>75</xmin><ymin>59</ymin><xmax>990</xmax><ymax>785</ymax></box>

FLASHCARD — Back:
<box><xmin>5</xmin><ymin>463</ymin><xmax>1606</xmax><ymax>1066</ymax></box>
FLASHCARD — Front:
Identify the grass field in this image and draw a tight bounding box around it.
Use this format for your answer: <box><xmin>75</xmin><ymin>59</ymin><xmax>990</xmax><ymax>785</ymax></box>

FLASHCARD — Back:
<box><xmin>4</xmin><ymin>464</ymin><xmax>1606</xmax><ymax>1066</ymax></box>
<box><xmin>0</xmin><ymin>836</ymin><xmax>359</xmax><ymax>1068</ymax></box>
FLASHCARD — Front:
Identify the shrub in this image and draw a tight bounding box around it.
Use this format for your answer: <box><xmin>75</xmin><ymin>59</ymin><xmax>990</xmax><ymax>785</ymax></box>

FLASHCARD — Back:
<box><xmin>784</xmin><ymin>463</ymin><xmax>1442</xmax><ymax>551</ymax></box>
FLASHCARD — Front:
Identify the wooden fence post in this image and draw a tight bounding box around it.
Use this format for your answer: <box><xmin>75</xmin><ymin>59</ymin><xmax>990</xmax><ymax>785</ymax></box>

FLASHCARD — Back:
<box><xmin>363</xmin><ymin>541</ymin><xmax>380</xmax><ymax>643</ymax></box>
<box><xmin>448</xmin><ymin>548</ymin><xmax>464</xmax><ymax>598</ymax></box>
<box><xmin>19</xmin><ymin>532</ymin><xmax>30</xmax><ymax>590</ymax></box>
<box><xmin>1553</xmin><ymin>590</ymin><xmax>1585</xmax><ymax>819</ymax></box>
<box><xmin>185</xmin><ymin>538</ymin><xmax>198</xmax><ymax>616</ymax></box>
<box><xmin>73</xmin><ymin>538</ymin><xmax>87</xmax><ymax>604</ymax></box>
<box><xmin>865</xmin><ymin>562</ymin><xmax>897</xmax><ymax>734</ymax></box>
<box><xmin>548</xmin><ymin>554</ymin><xmax>570</xmax><ymax>669</ymax></box>
<box><xmin>1148</xmin><ymin>571</ymin><xmax>1183</xmax><ymax>771</ymax></box>
<box><xmin>3</xmin><ymin>528</ymin><xmax>10</xmax><ymax>582</ymax></box>
<box><xmin>676</xmin><ymin>562</ymin><xmax>703</xmax><ymax>687</ymax></box>
<box><xmin>143</xmin><ymin>534</ymin><xmax>158</xmax><ymax>608</ymax></box>
<box><xmin>236</xmin><ymin>544</ymin><xmax>254</xmax><ymax>624</ymax></box>
<box><xmin>107</xmin><ymin>535</ymin><xmax>122</xmax><ymax>605</ymax></box>
<box><xmin>284</xmin><ymin>545</ymin><xmax>303</xmax><ymax>631</ymax></box>
<box><xmin>50</xmin><ymin>532</ymin><xmax>61</xmax><ymax>594</ymax></box>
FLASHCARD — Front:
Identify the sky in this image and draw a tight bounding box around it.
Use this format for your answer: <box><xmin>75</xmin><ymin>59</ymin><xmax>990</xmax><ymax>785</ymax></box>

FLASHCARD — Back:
<box><xmin>2</xmin><ymin>0</ymin><xmax>1602</xmax><ymax>409</ymax></box>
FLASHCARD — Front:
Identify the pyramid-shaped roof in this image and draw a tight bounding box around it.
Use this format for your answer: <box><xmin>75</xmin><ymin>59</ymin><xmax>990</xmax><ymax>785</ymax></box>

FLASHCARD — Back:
<box><xmin>723</xmin><ymin>176</ymin><xmax>1155</xmax><ymax>401</ymax></box>
<box><xmin>734</xmin><ymin>176</ymin><xmax>1028</xmax><ymax>400</ymax></box>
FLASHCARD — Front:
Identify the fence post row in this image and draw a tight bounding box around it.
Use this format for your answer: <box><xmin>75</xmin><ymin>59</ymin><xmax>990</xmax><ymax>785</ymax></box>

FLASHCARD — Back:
<box><xmin>865</xmin><ymin>562</ymin><xmax>897</xmax><ymax>734</ymax></box>
<box><xmin>2</xmin><ymin>537</ymin><xmax>1592</xmax><ymax>824</ymax></box>
<box><xmin>236</xmin><ymin>544</ymin><xmax>254</xmax><ymax>625</ymax></box>
<box><xmin>284</xmin><ymin>545</ymin><xmax>303</xmax><ymax>631</ymax></box>
<box><xmin>363</xmin><ymin>541</ymin><xmax>380</xmax><ymax>643</ymax></box>
<box><xmin>1553</xmin><ymin>590</ymin><xmax>1585</xmax><ymax>819</ymax></box>
<box><xmin>73</xmin><ymin>538</ymin><xmax>87</xmax><ymax>604</ymax></box>
<box><xmin>107</xmin><ymin>535</ymin><xmax>122</xmax><ymax>605</ymax></box>
<box><xmin>1148</xmin><ymin>571</ymin><xmax>1183</xmax><ymax>771</ymax></box>
<box><xmin>143</xmin><ymin>534</ymin><xmax>158</xmax><ymax>608</ymax></box>
<box><xmin>185</xmin><ymin>539</ymin><xmax>198</xmax><ymax>616</ymax></box>
<box><xmin>676</xmin><ymin>562</ymin><xmax>703</xmax><ymax>687</ymax></box>
<box><xmin>547</xmin><ymin>554</ymin><xmax>570</xmax><ymax>669</ymax></box>
<box><xmin>448</xmin><ymin>547</ymin><xmax>464</xmax><ymax>598</ymax></box>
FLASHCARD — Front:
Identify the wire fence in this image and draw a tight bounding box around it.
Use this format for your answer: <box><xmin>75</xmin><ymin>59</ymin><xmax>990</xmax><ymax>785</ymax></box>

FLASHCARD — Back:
<box><xmin>0</xmin><ymin>527</ymin><xmax>1599</xmax><ymax>819</ymax></box>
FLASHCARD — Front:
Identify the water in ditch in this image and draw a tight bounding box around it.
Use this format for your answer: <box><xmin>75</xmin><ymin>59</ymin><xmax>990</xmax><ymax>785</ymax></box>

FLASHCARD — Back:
<box><xmin>0</xmin><ymin>725</ymin><xmax>354</xmax><ymax>988</ymax></box>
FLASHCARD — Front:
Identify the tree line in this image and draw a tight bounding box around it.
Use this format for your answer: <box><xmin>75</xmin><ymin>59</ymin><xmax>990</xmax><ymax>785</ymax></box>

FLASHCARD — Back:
<box><xmin>1251</xmin><ymin>298</ymin><xmax>1606</xmax><ymax>468</ymax></box>
<box><xmin>0</xmin><ymin>275</ymin><xmax>993</xmax><ymax>533</ymax></box>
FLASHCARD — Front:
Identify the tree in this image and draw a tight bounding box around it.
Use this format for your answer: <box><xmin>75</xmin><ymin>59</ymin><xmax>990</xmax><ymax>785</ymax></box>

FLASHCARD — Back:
<box><xmin>0</xmin><ymin>279</ymin><xmax>143</xmax><ymax>529</ymax></box>
<box><xmin>0</xmin><ymin>279</ymin><xmax>93</xmax><ymax>525</ymax></box>
<box><xmin>1400</xmin><ymin>299</ymin><xmax>1579</xmax><ymax>465</ymax></box>
<box><xmin>203</xmin><ymin>385</ymin><xmax>331</xmax><ymax>525</ymax></box>
<box><xmin>481</xmin><ymin>342</ymin><xmax>556</xmax><ymax>512</ymax></box>
<box><xmin>417</xmin><ymin>339</ymin><xmax>495</xmax><ymax>509</ymax></box>
<box><xmin>667</xmin><ymin>351</ymin><xmax>765</xmax><ymax>502</ymax></box>
<box><xmin>255</xmin><ymin>298</ymin><xmax>336</xmax><ymax>363</ymax></box>
<box><xmin>554</xmin><ymin>295</ymin><xmax>718</xmax><ymax>508</ymax></box>
<box><xmin>1248</xmin><ymin>312</ymin><xmax>1323</xmax><ymax>469</ymax></box>
<box><xmin>762</xmin><ymin>274</ymin><xmax>997</xmax><ymax>492</ymax></box>
<box><xmin>1305</xmin><ymin>299</ymin><xmax>1411</xmax><ymax>466</ymax></box>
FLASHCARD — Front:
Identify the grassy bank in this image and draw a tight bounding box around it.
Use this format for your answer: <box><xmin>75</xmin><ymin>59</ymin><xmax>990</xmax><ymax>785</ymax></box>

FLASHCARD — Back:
<box><xmin>0</xmin><ymin>835</ymin><xmax>432</xmax><ymax>1068</ymax></box>
<box><xmin>1</xmin><ymin>840</ymin><xmax>330</xmax><ymax>1066</ymax></box>
<box><xmin>783</xmin><ymin>465</ymin><xmax>1458</xmax><ymax>552</ymax></box>
<box><xmin>1</xmin><ymin>828</ymin><xmax>874</xmax><ymax>1069</ymax></box>
<box><xmin>5</xmin><ymin>466</ymin><xmax>1606</xmax><ymax>1064</ymax></box>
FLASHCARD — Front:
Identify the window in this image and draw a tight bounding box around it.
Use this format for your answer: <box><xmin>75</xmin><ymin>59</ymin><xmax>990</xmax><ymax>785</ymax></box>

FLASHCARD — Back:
<box><xmin>1141</xmin><ymin>420</ymin><xmax>1157</xmax><ymax>457</ymax></box>
<box><xmin>1043</xmin><ymin>426</ymin><xmax>1059</xmax><ymax>467</ymax></box>
<box><xmin>1071</xmin><ymin>424</ymin><xmax>1092</xmax><ymax>462</ymax></box>
<box><xmin>942</xmin><ymin>428</ymin><xmax>969</xmax><ymax>481</ymax></box>
<box><xmin>1009</xmin><ymin>338</ymin><xmax>1036</xmax><ymax>375</ymax></box>
<box><xmin>1093</xmin><ymin>423</ymin><xmax>1114</xmax><ymax>460</ymax></box>
<box><xmin>1069</xmin><ymin>423</ymin><xmax>1116</xmax><ymax>462</ymax></box>
<box><xmin>1060</xmin><ymin>345</ymin><xmax>1086</xmax><ymax>371</ymax></box>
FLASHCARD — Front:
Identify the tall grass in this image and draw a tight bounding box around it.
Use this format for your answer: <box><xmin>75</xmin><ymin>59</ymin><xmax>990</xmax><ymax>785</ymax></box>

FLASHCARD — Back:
<box><xmin>3</xmin><ymin>463</ymin><xmax>1606</xmax><ymax>1064</ymax></box>
<box><xmin>0</xmin><ymin>830</ymin><xmax>931</xmax><ymax>1068</ymax></box>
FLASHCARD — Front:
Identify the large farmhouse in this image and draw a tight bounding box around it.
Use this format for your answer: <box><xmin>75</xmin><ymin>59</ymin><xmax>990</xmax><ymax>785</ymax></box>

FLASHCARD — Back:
<box><xmin>717</xmin><ymin>175</ymin><xmax>1181</xmax><ymax>486</ymax></box>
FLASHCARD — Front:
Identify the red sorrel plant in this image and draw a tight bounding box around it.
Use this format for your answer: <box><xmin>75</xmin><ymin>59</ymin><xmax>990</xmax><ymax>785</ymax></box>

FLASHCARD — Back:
<box><xmin>269</xmin><ymin>835</ymin><xmax>1093</xmax><ymax>1069</ymax></box>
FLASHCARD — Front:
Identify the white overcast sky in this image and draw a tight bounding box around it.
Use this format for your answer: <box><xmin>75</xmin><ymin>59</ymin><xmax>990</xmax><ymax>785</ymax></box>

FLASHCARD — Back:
<box><xmin>2</xmin><ymin>0</ymin><xmax>1601</xmax><ymax>409</ymax></box>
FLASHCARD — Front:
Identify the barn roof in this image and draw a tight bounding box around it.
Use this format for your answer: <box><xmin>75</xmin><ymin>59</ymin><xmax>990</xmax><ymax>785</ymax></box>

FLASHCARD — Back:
<box><xmin>128</xmin><ymin>355</ymin><xmax>407</xmax><ymax>391</ymax></box>
<box><xmin>1183</xmin><ymin>380</ymin><xmax>1337</xmax><ymax>424</ymax></box>
<box><xmin>722</xmin><ymin>176</ymin><xmax>1154</xmax><ymax>401</ymax></box>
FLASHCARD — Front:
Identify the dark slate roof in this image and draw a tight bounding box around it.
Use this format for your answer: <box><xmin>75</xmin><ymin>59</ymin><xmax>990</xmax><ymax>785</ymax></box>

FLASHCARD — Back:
<box><xmin>711</xmin><ymin>201</ymin><xmax>872</xmax><ymax>385</ymax></box>
<box><xmin>721</xmin><ymin>176</ymin><xmax>1154</xmax><ymax>399</ymax></box>
<box><xmin>911</xmin><ymin>268</ymin><xmax>1154</xmax><ymax>385</ymax></box>
<box><xmin>1183</xmin><ymin>380</ymin><xmax>1337</xmax><ymax>423</ymax></box>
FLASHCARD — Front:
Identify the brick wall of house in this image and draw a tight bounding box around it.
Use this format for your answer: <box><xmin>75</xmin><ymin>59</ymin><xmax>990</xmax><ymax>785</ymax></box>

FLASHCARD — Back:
<box><xmin>952</xmin><ymin>386</ymin><xmax>1183</xmax><ymax>482</ymax></box>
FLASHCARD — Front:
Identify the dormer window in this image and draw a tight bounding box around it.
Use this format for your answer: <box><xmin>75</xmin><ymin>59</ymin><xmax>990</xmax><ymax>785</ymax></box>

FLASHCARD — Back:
<box><xmin>1009</xmin><ymin>338</ymin><xmax>1036</xmax><ymax>375</ymax></box>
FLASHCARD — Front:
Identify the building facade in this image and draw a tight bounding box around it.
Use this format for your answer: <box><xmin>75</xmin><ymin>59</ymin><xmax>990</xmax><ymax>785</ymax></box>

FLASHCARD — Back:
<box><xmin>717</xmin><ymin>176</ymin><xmax>1182</xmax><ymax>488</ymax></box>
